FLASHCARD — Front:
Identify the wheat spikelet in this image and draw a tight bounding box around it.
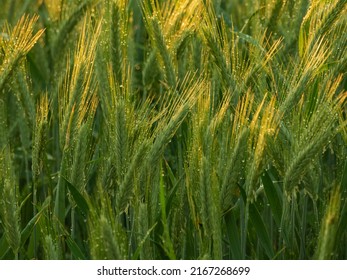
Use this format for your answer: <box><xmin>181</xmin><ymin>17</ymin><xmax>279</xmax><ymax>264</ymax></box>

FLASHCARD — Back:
<box><xmin>53</xmin><ymin>0</ymin><xmax>96</xmax><ymax>60</ymax></box>
<box><xmin>0</xmin><ymin>148</ymin><xmax>21</xmax><ymax>258</ymax></box>
<box><xmin>151</xmin><ymin>20</ymin><xmax>176</xmax><ymax>86</ymax></box>
<box><xmin>247</xmin><ymin>96</ymin><xmax>279</xmax><ymax>200</ymax></box>
<box><xmin>136</xmin><ymin>202</ymin><xmax>154</xmax><ymax>259</ymax></box>
<box><xmin>14</xmin><ymin>69</ymin><xmax>36</xmax><ymax>126</ymax></box>
<box><xmin>221</xmin><ymin>127</ymin><xmax>249</xmax><ymax>212</ymax></box>
<box><xmin>110</xmin><ymin>2</ymin><xmax>122</xmax><ymax>83</ymax></box>
<box><xmin>315</xmin><ymin>186</ymin><xmax>341</xmax><ymax>259</ymax></box>
<box><xmin>280</xmin><ymin>40</ymin><xmax>329</xmax><ymax>116</ymax></box>
<box><xmin>89</xmin><ymin>213</ymin><xmax>120</xmax><ymax>260</ymax></box>
<box><xmin>146</xmin><ymin>76</ymin><xmax>199</xmax><ymax>169</ymax></box>
<box><xmin>70</xmin><ymin>123</ymin><xmax>89</xmax><ymax>190</ymax></box>
<box><xmin>142</xmin><ymin>50</ymin><xmax>160</xmax><ymax>89</ymax></box>
<box><xmin>32</xmin><ymin>94</ymin><xmax>49</xmax><ymax>183</ymax></box>
<box><xmin>199</xmin><ymin>156</ymin><xmax>211</xmax><ymax>236</ymax></box>
<box><xmin>201</xmin><ymin>9</ymin><xmax>235</xmax><ymax>91</ymax></box>
<box><xmin>116</xmin><ymin>140</ymin><xmax>149</xmax><ymax>213</ymax></box>
<box><xmin>115</xmin><ymin>99</ymin><xmax>128</xmax><ymax>184</ymax></box>
<box><xmin>283</xmin><ymin>116</ymin><xmax>337</xmax><ymax>193</ymax></box>
<box><xmin>43</xmin><ymin>235</ymin><xmax>59</xmax><ymax>260</ymax></box>
<box><xmin>142</xmin><ymin>0</ymin><xmax>176</xmax><ymax>87</ymax></box>
<box><xmin>99</xmin><ymin>215</ymin><xmax>123</xmax><ymax>259</ymax></box>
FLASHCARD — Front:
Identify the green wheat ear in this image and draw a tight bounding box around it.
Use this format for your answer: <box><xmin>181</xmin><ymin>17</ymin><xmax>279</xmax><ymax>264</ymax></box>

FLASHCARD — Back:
<box><xmin>52</xmin><ymin>0</ymin><xmax>97</xmax><ymax>61</ymax></box>
<box><xmin>43</xmin><ymin>235</ymin><xmax>59</xmax><ymax>260</ymax></box>
<box><xmin>315</xmin><ymin>186</ymin><xmax>341</xmax><ymax>259</ymax></box>
<box><xmin>0</xmin><ymin>147</ymin><xmax>21</xmax><ymax>259</ymax></box>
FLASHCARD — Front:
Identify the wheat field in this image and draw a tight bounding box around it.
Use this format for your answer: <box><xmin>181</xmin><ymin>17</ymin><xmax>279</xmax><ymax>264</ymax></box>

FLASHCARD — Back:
<box><xmin>0</xmin><ymin>0</ymin><xmax>346</xmax><ymax>260</ymax></box>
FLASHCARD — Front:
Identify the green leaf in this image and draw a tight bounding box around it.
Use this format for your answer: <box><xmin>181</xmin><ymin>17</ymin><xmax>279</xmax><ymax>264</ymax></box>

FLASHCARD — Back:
<box><xmin>164</xmin><ymin>160</ymin><xmax>184</xmax><ymax>215</ymax></box>
<box><xmin>63</xmin><ymin>176</ymin><xmax>89</xmax><ymax>217</ymax></box>
<box><xmin>159</xmin><ymin>166</ymin><xmax>176</xmax><ymax>260</ymax></box>
<box><xmin>21</xmin><ymin>197</ymin><xmax>51</xmax><ymax>245</ymax></box>
<box><xmin>261</xmin><ymin>170</ymin><xmax>282</xmax><ymax>226</ymax></box>
<box><xmin>19</xmin><ymin>193</ymin><xmax>32</xmax><ymax>210</ymax></box>
<box><xmin>65</xmin><ymin>235</ymin><xmax>86</xmax><ymax>260</ymax></box>
<box><xmin>132</xmin><ymin>222</ymin><xmax>157</xmax><ymax>260</ymax></box>
<box><xmin>224</xmin><ymin>211</ymin><xmax>242</xmax><ymax>259</ymax></box>
<box><xmin>249</xmin><ymin>202</ymin><xmax>275</xmax><ymax>259</ymax></box>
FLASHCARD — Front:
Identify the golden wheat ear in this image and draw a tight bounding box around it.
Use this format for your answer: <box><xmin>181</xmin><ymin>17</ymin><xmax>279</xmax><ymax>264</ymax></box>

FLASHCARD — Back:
<box><xmin>0</xmin><ymin>15</ymin><xmax>44</xmax><ymax>92</ymax></box>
